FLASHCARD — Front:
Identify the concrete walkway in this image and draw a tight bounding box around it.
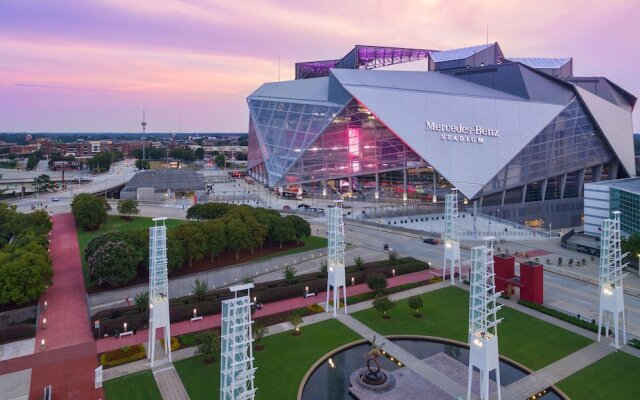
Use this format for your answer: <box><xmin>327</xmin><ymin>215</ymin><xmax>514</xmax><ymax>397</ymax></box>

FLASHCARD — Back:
<box><xmin>152</xmin><ymin>364</ymin><xmax>189</xmax><ymax>400</ymax></box>
<box><xmin>502</xmin><ymin>341</ymin><xmax>612</xmax><ymax>399</ymax></box>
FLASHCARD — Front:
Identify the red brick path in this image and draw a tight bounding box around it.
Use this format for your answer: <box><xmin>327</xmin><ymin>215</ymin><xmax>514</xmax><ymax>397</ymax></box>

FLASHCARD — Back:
<box><xmin>28</xmin><ymin>213</ymin><xmax>103</xmax><ymax>399</ymax></box>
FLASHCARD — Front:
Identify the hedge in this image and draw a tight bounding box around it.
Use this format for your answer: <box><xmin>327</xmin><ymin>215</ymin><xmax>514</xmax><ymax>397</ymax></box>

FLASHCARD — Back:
<box><xmin>90</xmin><ymin>257</ymin><xmax>429</xmax><ymax>335</ymax></box>
<box><xmin>99</xmin><ymin>344</ymin><xmax>147</xmax><ymax>368</ymax></box>
<box><xmin>517</xmin><ymin>300</ymin><xmax>607</xmax><ymax>334</ymax></box>
<box><xmin>0</xmin><ymin>324</ymin><xmax>36</xmax><ymax>344</ymax></box>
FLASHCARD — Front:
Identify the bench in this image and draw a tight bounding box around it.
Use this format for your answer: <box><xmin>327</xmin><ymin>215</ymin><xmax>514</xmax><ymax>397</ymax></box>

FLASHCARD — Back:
<box><xmin>190</xmin><ymin>316</ymin><xmax>203</xmax><ymax>322</ymax></box>
<box><xmin>119</xmin><ymin>330</ymin><xmax>134</xmax><ymax>338</ymax></box>
<box><xmin>304</xmin><ymin>292</ymin><xmax>316</xmax><ymax>298</ymax></box>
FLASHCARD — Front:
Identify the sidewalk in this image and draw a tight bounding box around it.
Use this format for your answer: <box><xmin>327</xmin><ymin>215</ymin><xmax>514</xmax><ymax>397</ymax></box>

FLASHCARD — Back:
<box><xmin>96</xmin><ymin>268</ymin><xmax>443</xmax><ymax>354</ymax></box>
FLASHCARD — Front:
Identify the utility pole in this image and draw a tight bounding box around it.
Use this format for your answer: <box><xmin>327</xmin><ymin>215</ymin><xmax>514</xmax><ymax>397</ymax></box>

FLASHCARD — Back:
<box><xmin>141</xmin><ymin>110</ymin><xmax>147</xmax><ymax>169</ymax></box>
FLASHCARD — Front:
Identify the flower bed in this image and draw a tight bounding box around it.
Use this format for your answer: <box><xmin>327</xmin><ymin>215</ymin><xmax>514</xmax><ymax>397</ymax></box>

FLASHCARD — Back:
<box><xmin>99</xmin><ymin>344</ymin><xmax>147</xmax><ymax>368</ymax></box>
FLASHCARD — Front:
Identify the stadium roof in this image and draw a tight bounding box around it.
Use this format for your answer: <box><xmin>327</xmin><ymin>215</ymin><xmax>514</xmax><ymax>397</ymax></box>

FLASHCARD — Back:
<box><xmin>429</xmin><ymin>43</ymin><xmax>494</xmax><ymax>62</ymax></box>
<box><xmin>509</xmin><ymin>57</ymin><xmax>572</xmax><ymax>69</ymax></box>
<box><xmin>123</xmin><ymin>169</ymin><xmax>205</xmax><ymax>192</ymax></box>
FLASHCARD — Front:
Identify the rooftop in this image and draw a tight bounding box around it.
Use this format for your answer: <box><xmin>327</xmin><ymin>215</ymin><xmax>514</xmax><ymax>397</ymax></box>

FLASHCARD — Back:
<box><xmin>122</xmin><ymin>169</ymin><xmax>205</xmax><ymax>192</ymax></box>
<box><xmin>587</xmin><ymin>177</ymin><xmax>640</xmax><ymax>195</ymax></box>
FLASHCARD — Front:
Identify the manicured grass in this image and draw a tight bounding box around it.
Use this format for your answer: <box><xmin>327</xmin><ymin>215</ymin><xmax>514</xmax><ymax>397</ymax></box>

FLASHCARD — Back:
<box><xmin>174</xmin><ymin>319</ymin><xmax>361</xmax><ymax>400</ymax></box>
<box><xmin>351</xmin><ymin>286</ymin><xmax>592</xmax><ymax>370</ymax></box>
<box><xmin>104</xmin><ymin>370</ymin><xmax>162</xmax><ymax>400</ymax></box>
<box><xmin>76</xmin><ymin>215</ymin><xmax>186</xmax><ymax>282</ymax></box>
<box><xmin>557</xmin><ymin>352</ymin><xmax>640</xmax><ymax>399</ymax></box>
<box><xmin>252</xmin><ymin>235</ymin><xmax>327</xmax><ymax>261</ymax></box>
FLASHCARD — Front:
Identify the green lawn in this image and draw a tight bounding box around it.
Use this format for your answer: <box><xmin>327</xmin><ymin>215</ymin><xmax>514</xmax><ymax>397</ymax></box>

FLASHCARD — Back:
<box><xmin>174</xmin><ymin>319</ymin><xmax>361</xmax><ymax>400</ymax></box>
<box><xmin>104</xmin><ymin>370</ymin><xmax>162</xmax><ymax>400</ymax></box>
<box><xmin>557</xmin><ymin>351</ymin><xmax>640</xmax><ymax>399</ymax></box>
<box><xmin>76</xmin><ymin>215</ymin><xmax>186</xmax><ymax>283</ymax></box>
<box><xmin>351</xmin><ymin>286</ymin><xmax>592</xmax><ymax>370</ymax></box>
<box><xmin>252</xmin><ymin>235</ymin><xmax>327</xmax><ymax>262</ymax></box>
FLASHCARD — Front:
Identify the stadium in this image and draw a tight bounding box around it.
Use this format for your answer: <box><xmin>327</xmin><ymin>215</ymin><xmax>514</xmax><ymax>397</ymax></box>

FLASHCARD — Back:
<box><xmin>247</xmin><ymin>42</ymin><xmax>636</xmax><ymax>228</ymax></box>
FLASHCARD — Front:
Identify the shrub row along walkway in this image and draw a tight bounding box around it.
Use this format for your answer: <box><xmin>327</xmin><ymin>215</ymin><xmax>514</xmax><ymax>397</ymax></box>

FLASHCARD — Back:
<box><xmin>96</xmin><ymin>268</ymin><xmax>450</xmax><ymax>354</ymax></box>
<box><xmin>0</xmin><ymin>214</ymin><xmax>104</xmax><ymax>400</ymax></box>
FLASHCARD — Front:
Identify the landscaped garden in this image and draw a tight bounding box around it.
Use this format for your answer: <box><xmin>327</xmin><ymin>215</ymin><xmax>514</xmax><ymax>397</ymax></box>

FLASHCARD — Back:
<box><xmin>74</xmin><ymin>201</ymin><xmax>327</xmax><ymax>289</ymax></box>
<box><xmin>351</xmin><ymin>286</ymin><xmax>593</xmax><ymax>371</ymax></box>
<box><xmin>174</xmin><ymin>319</ymin><xmax>361</xmax><ymax>400</ymax></box>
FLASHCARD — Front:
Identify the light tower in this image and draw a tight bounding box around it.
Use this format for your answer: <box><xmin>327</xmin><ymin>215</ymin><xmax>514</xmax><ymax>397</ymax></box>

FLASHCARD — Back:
<box><xmin>326</xmin><ymin>200</ymin><xmax>347</xmax><ymax>318</ymax></box>
<box><xmin>147</xmin><ymin>217</ymin><xmax>171</xmax><ymax>367</ymax></box>
<box><xmin>443</xmin><ymin>189</ymin><xmax>462</xmax><ymax>284</ymax></box>
<box><xmin>141</xmin><ymin>110</ymin><xmax>147</xmax><ymax>166</ymax></box>
<box><xmin>467</xmin><ymin>236</ymin><xmax>502</xmax><ymax>400</ymax></box>
<box><xmin>220</xmin><ymin>283</ymin><xmax>257</xmax><ymax>400</ymax></box>
<box><xmin>597</xmin><ymin>211</ymin><xmax>627</xmax><ymax>349</ymax></box>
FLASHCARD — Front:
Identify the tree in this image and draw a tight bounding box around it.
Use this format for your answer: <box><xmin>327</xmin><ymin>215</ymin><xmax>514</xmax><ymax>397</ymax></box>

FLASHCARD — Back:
<box><xmin>319</xmin><ymin>259</ymin><xmax>328</xmax><ymax>276</ymax></box>
<box><xmin>88</xmin><ymin>241</ymin><xmax>138</xmax><ymax>287</ymax></box>
<box><xmin>388</xmin><ymin>249</ymin><xmax>399</xmax><ymax>263</ymax></box>
<box><xmin>170</xmin><ymin>148</ymin><xmax>195</xmax><ymax>161</ymax></box>
<box><xmin>191</xmin><ymin>278</ymin><xmax>208</xmax><ymax>302</ymax></box>
<box><xmin>134</xmin><ymin>292</ymin><xmax>149</xmax><ymax>313</ymax></box>
<box><xmin>167</xmin><ymin>235</ymin><xmax>185</xmax><ymax>273</ymax></box>
<box><xmin>135</xmin><ymin>159</ymin><xmax>150</xmax><ymax>170</ymax></box>
<box><xmin>408</xmin><ymin>296</ymin><xmax>424</xmax><ymax>317</ymax></box>
<box><xmin>245</xmin><ymin>216</ymin><xmax>267</xmax><ymax>253</ymax></box>
<box><xmin>225</xmin><ymin>218</ymin><xmax>251</xmax><ymax>259</ymax></box>
<box><xmin>214</xmin><ymin>154</ymin><xmax>225</xmax><ymax>168</ymax></box>
<box><xmin>373</xmin><ymin>296</ymin><xmax>394</xmax><ymax>319</ymax></box>
<box><xmin>284</xmin><ymin>215</ymin><xmax>311</xmax><ymax>244</ymax></box>
<box><xmin>195</xmin><ymin>147</ymin><xmax>205</xmax><ymax>160</ymax></box>
<box><xmin>271</xmin><ymin>217</ymin><xmax>295</xmax><ymax>248</ymax></box>
<box><xmin>366</xmin><ymin>273</ymin><xmax>388</xmax><ymax>297</ymax></box>
<box><xmin>187</xmin><ymin>203</ymin><xmax>230</xmax><ymax>220</ymax></box>
<box><xmin>172</xmin><ymin>223</ymin><xmax>207</xmax><ymax>267</ymax></box>
<box><xmin>202</xmin><ymin>220</ymin><xmax>226</xmax><ymax>261</ymax></box>
<box><xmin>33</xmin><ymin>174</ymin><xmax>51</xmax><ymax>192</ymax></box>
<box><xmin>252</xmin><ymin>323</ymin><xmax>268</xmax><ymax>351</ymax></box>
<box><xmin>0</xmin><ymin>244</ymin><xmax>52</xmax><ymax>305</ymax></box>
<box><xmin>117</xmin><ymin>199</ymin><xmax>139</xmax><ymax>220</ymax></box>
<box><xmin>71</xmin><ymin>193</ymin><xmax>111</xmax><ymax>231</ymax></box>
<box><xmin>289</xmin><ymin>312</ymin><xmax>303</xmax><ymax>335</ymax></box>
<box><xmin>621</xmin><ymin>233</ymin><xmax>640</xmax><ymax>269</ymax></box>
<box><xmin>283</xmin><ymin>265</ymin><xmax>297</xmax><ymax>285</ymax></box>
<box><xmin>194</xmin><ymin>330</ymin><xmax>221</xmax><ymax>363</ymax></box>
<box><xmin>353</xmin><ymin>255</ymin><xmax>365</xmax><ymax>271</ymax></box>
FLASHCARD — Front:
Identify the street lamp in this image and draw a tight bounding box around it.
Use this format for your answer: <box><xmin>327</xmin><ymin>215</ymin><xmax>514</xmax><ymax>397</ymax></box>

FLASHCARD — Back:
<box><xmin>637</xmin><ymin>254</ymin><xmax>640</xmax><ymax>276</ymax></box>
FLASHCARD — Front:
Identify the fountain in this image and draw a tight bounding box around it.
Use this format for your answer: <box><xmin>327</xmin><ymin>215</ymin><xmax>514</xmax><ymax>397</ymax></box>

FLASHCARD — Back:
<box><xmin>349</xmin><ymin>336</ymin><xmax>397</xmax><ymax>396</ymax></box>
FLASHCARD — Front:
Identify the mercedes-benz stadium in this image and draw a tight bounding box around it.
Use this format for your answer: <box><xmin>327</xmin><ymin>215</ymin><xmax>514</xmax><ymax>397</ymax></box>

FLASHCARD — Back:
<box><xmin>247</xmin><ymin>42</ymin><xmax>636</xmax><ymax>228</ymax></box>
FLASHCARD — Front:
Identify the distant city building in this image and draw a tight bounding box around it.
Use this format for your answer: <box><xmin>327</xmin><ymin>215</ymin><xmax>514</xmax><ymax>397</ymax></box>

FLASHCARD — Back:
<box><xmin>585</xmin><ymin>178</ymin><xmax>640</xmax><ymax>237</ymax></box>
<box><xmin>247</xmin><ymin>42</ymin><xmax>636</xmax><ymax>228</ymax></box>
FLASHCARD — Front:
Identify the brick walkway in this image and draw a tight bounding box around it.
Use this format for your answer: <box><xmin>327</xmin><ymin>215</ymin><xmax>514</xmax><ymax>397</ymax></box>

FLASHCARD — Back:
<box><xmin>0</xmin><ymin>214</ymin><xmax>104</xmax><ymax>400</ymax></box>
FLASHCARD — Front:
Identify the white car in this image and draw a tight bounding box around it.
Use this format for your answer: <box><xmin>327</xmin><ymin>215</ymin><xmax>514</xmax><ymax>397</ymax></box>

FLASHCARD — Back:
<box><xmin>51</xmin><ymin>197</ymin><xmax>60</xmax><ymax>202</ymax></box>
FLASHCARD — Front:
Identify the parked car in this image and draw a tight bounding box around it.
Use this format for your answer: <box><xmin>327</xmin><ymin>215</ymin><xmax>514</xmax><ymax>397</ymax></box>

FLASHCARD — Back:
<box><xmin>383</xmin><ymin>243</ymin><xmax>389</xmax><ymax>250</ymax></box>
<box><xmin>297</xmin><ymin>203</ymin><xmax>310</xmax><ymax>209</ymax></box>
<box><xmin>423</xmin><ymin>238</ymin><xmax>438</xmax><ymax>245</ymax></box>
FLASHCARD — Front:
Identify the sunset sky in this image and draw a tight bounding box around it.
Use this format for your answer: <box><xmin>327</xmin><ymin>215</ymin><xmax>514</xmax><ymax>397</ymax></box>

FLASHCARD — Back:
<box><xmin>1</xmin><ymin>0</ymin><xmax>638</xmax><ymax>133</ymax></box>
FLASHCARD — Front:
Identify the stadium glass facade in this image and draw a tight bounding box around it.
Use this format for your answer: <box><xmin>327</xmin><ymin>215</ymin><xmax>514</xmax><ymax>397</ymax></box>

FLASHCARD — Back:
<box><xmin>247</xmin><ymin>43</ymin><xmax>636</xmax><ymax>228</ymax></box>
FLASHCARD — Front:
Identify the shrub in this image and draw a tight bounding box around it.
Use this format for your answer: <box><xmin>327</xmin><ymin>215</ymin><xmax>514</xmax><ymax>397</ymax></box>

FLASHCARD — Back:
<box><xmin>319</xmin><ymin>259</ymin><xmax>328</xmax><ymax>276</ymax></box>
<box><xmin>194</xmin><ymin>330</ymin><xmax>220</xmax><ymax>363</ymax></box>
<box><xmin>191</xmin><ymin>279</ymin><xmax>208</xmax><ymax>302</ymax></box>
<box><xmin>134</xmin><ymin>292</ymin><xmax>149</xmax><ymax>313</ymax></box>
<box><xmin>0</xmin><ymin>324</ymin><xmax>36</xmax><ymax>344</ymax></box>
<box><xmin>252</xmin><ymin>323</ymin><xmax>268</xmax><ymax>350</ymax></box>
<box><xmin>160</xmin><ymin>337</ymin><xmax>180</xmax><ymax>352</ymax></box>
<box><xmin>354</xmin><ymin>256</ymin><xmax>365</xmax><ymax>271</ymax></box>
<box><xmin>99</xmin><ymin>344</ymin><xmax>146</xmax><ymax>368</ymax></box>
<box><xmin>283</xmin><ymin>265</ymin><xmax>297</xmax><ymax>285</ymax></box>
<box><xmin>366</xmin><ymin>273</ymin><xmax>388</xmax><ymax>296</ymax></box>
<box><xmin>178</xmin><ymin>333</ymin><xmax>197</xmax><ymax>347</ymax></box>
<box><xmin>307</xmin><ymin>304</ymin><xmax>325</xmax><ymax>313</ymax></box>
<box><xmin>373</xmin><ymin>296</ymin><xmax>394</xmax><ymax>318</ymax></box>
<box><xmin>518</xmin><ymin>300</ymin><xmax>604</xmax><ymax>333</ymax></box>
<box><xmin>71</xmin><ymin>193</ymin><xmax>111</xmax><ymax>231</ymax></box>
<box><xmin>289</xmin><ymin>312</ymin><xmax>303</xmax><ymax>335</ymax></box>
<box><xmin>408</xmin><ymin>296</ymin><xmax>424</xmax><ymax>316</ymax></box>
<box><xmin>88</xmin><ymin>241</ymin><xmax>138</xmax><ymax>287</ymax></box>
<box><xmin>388</xmin><ymin>249</ymin><xmax>399</xmax><ymax>263</ymax></box>
<box><xmin>117</xmin><ymin>199</ymin><xmax>139</xmax><ymax>220</ymax></box>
